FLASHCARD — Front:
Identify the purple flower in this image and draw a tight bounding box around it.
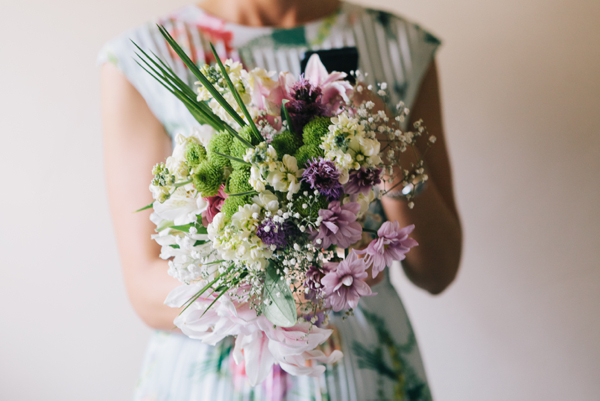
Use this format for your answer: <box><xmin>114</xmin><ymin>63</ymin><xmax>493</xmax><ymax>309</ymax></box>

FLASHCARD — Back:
<box><xmin>303</xmin><ymin>264</ymin><xmax>329</xmax><ymax>301</ymax></box>
<box><xmin>321</xmin><ymin>251</ymin><xmax>372</xmax><ymax>311</ymax></box>
<box><xmin>344</xmin><ymin>168</ymin><xmax>382</xmax><ymax>195</ymax></box>
<box><xmin>302</xmin><ymin>311</ymin><xmax>326</xmax><ymax>327</ymax></box>
<box><xmin>302</xmin><ymin>158</ymin><xmax>344</xmax><ymax>201</ymax></box>
<box><xmin>256</xmin><ymin>219</ymin><xmax>297</xmax><ymax>249</ymax></box>
<box><xmin>311</xmin><ymin>201</ymin><xmax>362</xmax><ymax>249</ymax></box>
<box><xmin>286</xmin><ymin>77</ymin><xmax>326</xmax><ymax>134</ymax></box>
<box><xmin>359</xmin><ymin>222</ymin><xmax>418</xmax><ymax>278</ymax></box>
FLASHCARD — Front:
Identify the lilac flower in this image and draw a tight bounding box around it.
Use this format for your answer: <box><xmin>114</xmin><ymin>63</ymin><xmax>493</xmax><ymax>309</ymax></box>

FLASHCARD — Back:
<box><xmin>256</xmin><ymin>219</ymin><xmax>296</xmax><ymax>249</ymax></box>
<box><xmin>359</xmin><ymin>222</ymin><xmax>418</xmax><ymax>278</ymax></box>
<box><xmin>321</xmin><ymin>251</ymin><xmax>372</xmax><ymax>311</ymax></box>
<box><xmin>302</xmin><ymin>158</ymin><xmax>344</xmax><ymax>201</ymax></box>
<box><xmin>302</xmin><ymin>311</ymin><xmax>326</xmax><ymax>327</ymax></box>
<box><xmin>286</xmin><ymin>77</ymin><xmax>326</xmax><ymax>133</ymax></box>
<box><xmin>344</xmin><ymin>168</ymin><xmax>382</xmax><ymax>195</ymax></box>
<box><xmin>303</xmin><ymin>264</ymin><xmax>329</xmax><ymax>301</ymax></box>
<box><xmin>311</xmin><ymin>201</ymin><xmax>362</xmax><ymax>249</ymax></box>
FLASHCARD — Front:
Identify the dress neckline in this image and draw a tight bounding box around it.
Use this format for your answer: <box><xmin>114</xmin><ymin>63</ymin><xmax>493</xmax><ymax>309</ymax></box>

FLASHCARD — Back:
<box><xmin>184</xmin><ymin>2</ymin><xmax>347</xmax><ymax>32</ymax></box>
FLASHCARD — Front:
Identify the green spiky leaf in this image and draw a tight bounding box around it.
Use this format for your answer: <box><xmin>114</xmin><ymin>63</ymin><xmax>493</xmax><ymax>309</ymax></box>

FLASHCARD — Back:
<box><xmin>210</xmin><ymin>43</ymin><xmax>263</xmax><ymax>144</ymax></box>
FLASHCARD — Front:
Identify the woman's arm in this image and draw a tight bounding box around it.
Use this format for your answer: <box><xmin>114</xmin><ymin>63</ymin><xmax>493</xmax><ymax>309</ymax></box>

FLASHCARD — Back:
<box><xmin>101</xmin><ymin>63</ymin><xmax>181</xmax><ymax>329</ymax></box>
<box><xmin>380</xmin><ymin>61</ymin><xmax>463</xmax><ymax>294</ymax></box>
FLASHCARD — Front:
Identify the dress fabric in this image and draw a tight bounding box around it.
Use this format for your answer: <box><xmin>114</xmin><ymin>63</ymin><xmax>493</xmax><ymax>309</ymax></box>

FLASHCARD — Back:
<box><xmin>98</xmin><ymin>3</ymin><xmax>440</xmax><ymax>400</ymax></box>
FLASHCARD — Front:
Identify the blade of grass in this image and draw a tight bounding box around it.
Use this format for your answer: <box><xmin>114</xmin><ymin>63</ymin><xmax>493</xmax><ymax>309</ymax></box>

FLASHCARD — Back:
<box><xmin>135</xmin><ymin>33</ymin><xmax>253</xmax><ymax>147</ymax></box>
<box><xmin>156</xmin><ymin>25</ymin><xmax>247</xmax><ymax>128</ymax></box>
<box><xmin>213</xmin><ymin>151</ymin><xmax>251</xmax><ymax>165</ymax></box>
<box><xmin>281</xmin><ymin>99</ymin><xmax>295</xmax><ymax>135</ymax></box>
<box><xmin>133</xmin><ymin>44</ymin><xmax>229</xmax><ymax>131</ymax></box>
<box><xmin>134</xmin><ymin>59</ymin><xmax>222</xmax><ymax>129</ymax></box>
<box><xmin>135</xmin><ymin>202</ymin><xmax>153</xmax><ymax>213</ymax></box>
<box><xmin>199</xmin><ymin>289</ymin><xmax>229</xmax><ymax>318</ymax></box>
<box><xmin>179</xmin><ymin>274</ymin><xmax>223</xmax><ymax>315</ymax></box>
<box><xmin>228</xmin><ymin>190</ymin><xmax>258</xmax><ymax>197</ymax></box>
<box><xmin>210</xmin><ymin>43</ymin><xmax>262</xmax><ymax>143</ymax></box>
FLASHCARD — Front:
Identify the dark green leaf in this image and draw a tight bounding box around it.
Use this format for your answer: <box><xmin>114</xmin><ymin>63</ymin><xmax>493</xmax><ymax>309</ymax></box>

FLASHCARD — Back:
<box><xmin>210</xmin><ymin>43</ymin><xmax>263</xmax><ymax>143</ymax></box>
<box><xmin>281</xmin><ymin>99</ymin><xmax>295</xmax><ymax>136</ymax></box>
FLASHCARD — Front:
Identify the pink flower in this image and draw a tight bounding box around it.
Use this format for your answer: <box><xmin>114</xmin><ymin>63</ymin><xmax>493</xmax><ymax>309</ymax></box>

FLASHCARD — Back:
<box><xmin>304</xmin><ymin>54</ymin><xmax>354</xmax><ymax>114</ymax></box>
<box><xmin>202</xmin><ymin>185</ymin><xmax>227</xmax><ymax>225</ymax></box>
<box><xmin>311</xmin><ymin>201</ymin><xmax>362</xmax><ymax>249</ymax></box>
<box><xmin>321</xmin><ymin>251</ymin><xmax>372</xmax><ymax>311</ymax></box>
<box><xmin>360</xmin><ymin>222</ymin><xmax>418</xmax><ymax>278</ymax></box>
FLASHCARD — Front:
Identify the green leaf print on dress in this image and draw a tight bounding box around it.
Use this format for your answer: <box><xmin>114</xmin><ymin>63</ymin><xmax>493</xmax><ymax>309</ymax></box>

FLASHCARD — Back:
<box><xmin>352</xmin><ymin>310</ymin><xmax>432</xmax><ymax>401</ymax></box>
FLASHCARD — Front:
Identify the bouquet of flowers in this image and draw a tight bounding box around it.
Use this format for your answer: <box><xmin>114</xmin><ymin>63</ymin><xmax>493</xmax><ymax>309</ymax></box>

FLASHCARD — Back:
<box><xmin>134</xmin><ymin>26</ymin><xmax>434</xmax><ymax>385</ymax></box>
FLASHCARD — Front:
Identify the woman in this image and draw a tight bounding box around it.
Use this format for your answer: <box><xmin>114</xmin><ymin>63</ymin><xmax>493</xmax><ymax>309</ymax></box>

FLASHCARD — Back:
<box><xmin>99</xmin><ymin>0</ymin><xmax>462</xmax><ymax>399</ymax></box>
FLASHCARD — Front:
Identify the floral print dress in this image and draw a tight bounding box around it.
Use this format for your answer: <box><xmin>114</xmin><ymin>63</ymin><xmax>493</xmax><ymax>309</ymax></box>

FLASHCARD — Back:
<box><xmin>98</xmin><ymin>3</ymin><xmax>440</xmax><ymax>400</ymax></box>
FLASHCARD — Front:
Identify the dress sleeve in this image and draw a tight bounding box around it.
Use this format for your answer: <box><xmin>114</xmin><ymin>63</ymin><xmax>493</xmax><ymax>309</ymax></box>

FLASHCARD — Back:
<box><xmin>96</xmin><ymin>23</ymin><xmax>173</xmax><ymax>127</ymax></box>
<box><xmin>400</xmin><ymin>20</ymin><xmax>441</xmax><ymax>112</ymax></box>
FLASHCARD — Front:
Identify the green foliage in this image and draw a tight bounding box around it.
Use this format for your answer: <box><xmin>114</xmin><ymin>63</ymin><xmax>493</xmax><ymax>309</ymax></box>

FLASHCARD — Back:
<box><xmin>227</xmin><ymin>167</ymin><xmax>252</xmax><ymax>194</ymax></box>
<box><xmin>185</xmin><ymin>140</ymin><xmax>207</xmax><ymax>168</ymax></box>
<box><xmin>271</xmin><ymin>130</ymin><xmax>301</xmax><ymax>159</ymax></box>
<box><xmin>221</xmin><ymin>194</ymin><xmax>252</xmax><ymax>218</ymax></box>
<box><xmin>207</xmin><ymin>131</ymin><xmax>233</xmax><ymax>169</ymax></box>
<box><xmin>192</xmin><ymin>160</ymin><xmax>224</xmax><ymax>197</ymax></box>
<box><xmin>231</xmin><ymin>125</ymin><xmax>258</xmax><ymax>169</ymax></box>
<box><xmin>261</xmin><ymin>261</ymin><xmax>297</xmax><ymax>327</ymax></box>
<box><xmin>302</xmin><ymin>116</ymin><xmax>331</xmax><ymax>147</ymax></box>
<box><xmin>294</xmin><ymin>144</ymin><xmax>324</xmax><ymax>168</ymax></box>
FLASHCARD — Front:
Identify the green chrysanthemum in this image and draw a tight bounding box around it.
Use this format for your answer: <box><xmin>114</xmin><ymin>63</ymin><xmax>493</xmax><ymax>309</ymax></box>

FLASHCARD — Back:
<box><xmin>294</xmin><ymin>144</ymin><xmax>324</xmax><ymax>168</ymax></box>
<box><xmin>302</xmin><ymin>116</ymin><xmax>331</xmax><ymax>147</ymax></box>
<box><xmin>192</xmin><ymin>160</ymin><xmax>224</xmax><ymax>197</ymax></box>
<box><xmin>222</xmin><ymin>195</ymin><xmax>252</xmax><ymax>218</ymax></box>
<box><xmin>231</xmin><ymin>125</ymin><xmax>259</xmax><ymax>169</ymax></box>
<box><xmin>227</xmin><ymin>167</ymin><xmax>253</xmax><ymax>194</ymax></box>
<box><xmin>293</xmin><ymin>194</ymin><xmax>329</xmax><ymax>220</ymax></box>
<box><xmin>270</xmin><ymin>130</ymin><xmax>301</xmax><ymax>159</ymax></box>
<box><xmin>207</xmin><ymin>131</ymin><xmax>233</xmax><ymax>169</ymax></box>
<box><xmin>185</xmin><ymin>141</ymin><xmax>207</xmax><ymax>168</ymax></box>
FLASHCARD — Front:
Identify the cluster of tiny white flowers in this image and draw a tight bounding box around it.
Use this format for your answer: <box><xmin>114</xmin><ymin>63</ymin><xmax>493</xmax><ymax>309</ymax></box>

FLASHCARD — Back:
<box><xmin>154</xmin><ymin>227</ymin><xmax>220</xmax><ymax>284</ymax></box>
<box><xmin>207</xmin><ymin>207</ymin><xmax>271</xmax><ymax>271</ymax></box>
<box><xmin>344</xmin><ymin>75</ymin><xmax>437</xmax><ymax>205</ymax></box>
<box><xmin>321</xmin><ymin>112</ymin><xmax>382</xmax><ymax>176</ymax></box>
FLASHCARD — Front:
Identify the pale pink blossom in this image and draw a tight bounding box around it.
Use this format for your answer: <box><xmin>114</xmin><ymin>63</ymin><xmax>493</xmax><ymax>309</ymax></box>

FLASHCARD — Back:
<box><xmin>360</xmin><ymin>222</ymin><xmax>418</xmax><ymax>278</ymax></box>
<box><xmin>321</xmin><ymin>251</ymin><xmax>372</xmax><ymax>311</ymax></box>
<box><xmin>202</xmin><ymin>185</ymin><xmax>227</xmax><ymax>225</ymax></box>
<box><xmin>304</xmin><ymin>54</ymin><xmax>354</xmax><ymax>114</ymax></box>
<box><xmin>311</xmin><ymin>201</ymin><xmax>363</xmax><ymax>249</ymax></box>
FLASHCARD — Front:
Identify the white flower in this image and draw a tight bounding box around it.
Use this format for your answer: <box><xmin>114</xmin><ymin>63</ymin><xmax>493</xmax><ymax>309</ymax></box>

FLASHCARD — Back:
<box><xmin>249</xmin><ymin>166</ymin><xmax>266</xmax><ymax>192</ymax></box>
<box><xmin>152</xmin><ymin>188</ymin><xmax>208</xmax><ymax>226</ymax></box>
<box><xmin>207</xmin><ymin>207</ymin><xmax>272</xmax><ymax>270</ymax></box>
<box><xmin>344</xmin><ymin>189</ymin><xmax>376</xmax><ymax>218</ymax></box>
<box><xmin>322</xmin><ymin>111</ymin><xmax>383</xmax><ymax>173</ymax></box>
<box><xmin>266</xmin><ymin>155</ymin><xmax>302</xmax><ymax>200</ymax></box>
<box><xmin>253</xmin><ymin>190</ymin><xmax>279</xmax><ymax>213</ymax></box>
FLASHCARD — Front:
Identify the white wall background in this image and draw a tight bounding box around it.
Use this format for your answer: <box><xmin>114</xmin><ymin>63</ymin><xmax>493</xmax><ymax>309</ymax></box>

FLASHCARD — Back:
<box><xmin>1</xmin><ymin>0</ymin><xmax>598</xmax><ymax>400</ymax></box>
